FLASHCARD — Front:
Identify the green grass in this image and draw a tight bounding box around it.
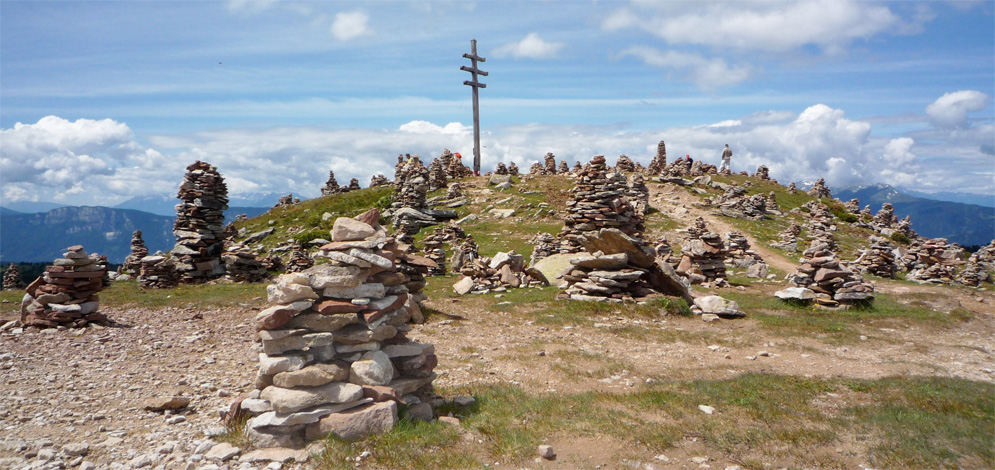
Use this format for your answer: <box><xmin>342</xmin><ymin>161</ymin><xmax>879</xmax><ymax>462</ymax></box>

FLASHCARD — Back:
<box><xmin>316</xmin><ymin>416</ymin><xmax>482</xmax><ymax>470</ymax></box>
<box><xmin>98</xmin><ymin>279</ymin><xmax>267</xmax><ymax>308</ymax></box>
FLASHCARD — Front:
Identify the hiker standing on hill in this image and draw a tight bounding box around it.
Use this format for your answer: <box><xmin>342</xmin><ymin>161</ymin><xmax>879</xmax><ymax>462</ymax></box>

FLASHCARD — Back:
<box><xmin>719</xmin><ymin>144</ymin><xmax>732</xmax><ymax>172</ymax></box>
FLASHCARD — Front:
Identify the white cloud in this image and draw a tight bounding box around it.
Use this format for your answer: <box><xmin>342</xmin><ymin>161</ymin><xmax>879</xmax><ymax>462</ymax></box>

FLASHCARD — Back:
<box><xmin>620</xmin><ymin>46</ymin><xmax>751</xmax><ymax>89</ymax></box>
<box><xmin>493</xmin><ymin>33</ymin><xmax>564</xmax><ymax>59</ymax></box>
<box><xmin>330</xmin><ymin>10</ymin><xmax>371</xmax><ymax>41</ymax></box>
<box><xmin>925</xmin><ymin>90</ymin><xmax>991</xmax><ymax>128</ymax></box>
<box><xmin>603</xmin><ymin>0</ymin><xmax>914</xmax><ymax>54</ymax></box>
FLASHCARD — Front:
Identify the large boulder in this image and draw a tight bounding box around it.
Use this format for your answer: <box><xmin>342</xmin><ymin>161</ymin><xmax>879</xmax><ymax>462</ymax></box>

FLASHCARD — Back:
<box><xmin>578</xmin><ymin>229</ymin><xmax>657</xmax><ymax>268</ymax></box>
<box><xmin>693</xmin><ymin>295</ymin><xmax>746</xmax><ymax>318</ymax></box>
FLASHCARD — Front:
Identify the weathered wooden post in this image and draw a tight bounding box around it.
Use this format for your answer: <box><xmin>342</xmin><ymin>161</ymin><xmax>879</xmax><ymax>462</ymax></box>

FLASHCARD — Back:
<box><xmin>461</xmin><ymin>39</ymin><xmax>487</xmax><ymax>175</ymax></box>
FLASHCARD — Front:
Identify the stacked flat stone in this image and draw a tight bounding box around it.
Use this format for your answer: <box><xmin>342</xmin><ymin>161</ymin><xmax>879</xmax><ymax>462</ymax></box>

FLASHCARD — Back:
<box><xmin>646</xmin><ymin>140</ymin><xmax>667</xmax><ymax>175</ymax></box>
<box><xmin>528</xmin><ymin>162</ymin><xmax>544</xmax><ymax>175</ymax></box>
<box><xmin>528</xmin><ymin>232</ymin><xmax>557</xmax><ymax>266</ymax></box>
<box><xmin>955</xmin><ymin>255</ymin><xmax>986</xmax><ymax>287</ymax></box>
<box><xmin>786</xmin><ymin>242</ymin><xmax>874</xmax><ymax>306</ymax></box>
<box><xmin>389</xmin><ymin>156</ymin><xmax>432</xmax><ymax>243</ymax></box>
<box><xmin>123</xmin><ymin>230</ymin><xmax>148</xmax><ymax>275</ymax></box>
<box><xmin>903</xmin><ymin>238</ymin><xmax>966</xmax><ymax>284</ymax></box>
<box><xmin>287</xmin><ymin>244</ymin><xmax>314</xmax><ymax>273</ymax></box>
<box><xmin>428</xmin><ymin>159</ymin><xmax>447</xmax><ymax>192</ymax></box>
<box><xmin>660</xmin><ymin>157</ymin><xmax>691</xmax><ymax>177</ymax></box>
<box><xmin>274</xmin><ymin>194</ymin><xmax>300</xmax><ymax>208</ymax></box>
<box><xmin>558</xmin><ymin>161</ymin><xmax>569</xmax><ymax>174</ymax></box>
<box><xmin>245</xmin><ymin>211</ymin><xmax>437</xmax><ymax>448</ymax></box>
<box><xmin>3</xmin><ymin>263</ymin><xmax>24</xmax><ymax>290</ymax></box>
<box><xmin>393</xmin><ymin>156</ymin><xmax>407</xmax><ymax>182</ymax></box>
<box><xmin>634</xmin><ymin>162</ymin><xmax>646</xmax><ymax>173</ymax></box>
<box><xmin>767</xmin><ymin>192</ymin><xmax>781</xmax><ymax>212</ymax></box>
<box><xmin>137</xmin><ymin>255</ymin><xmax>180</xmax><ymax>288</ymax></box>
<box><xmin>615</xmin><ymin>155</ymin><xmax>635</xmax><ymax>172</ymax></box>
<box><xmin>873</xmin><ymin>203</ymin><xmax>896</xmax><ymax>228</ymax></box>
<box><xmin>21</xmin><ymin>246</ymin><xmax>107</xmax><ymax>327</ymax></box>
<box><xmin>556</xmin><ymin>155</ymin><xmax>642</xmax><ymax>253</ymax></box>
<box><xmin>452</xmin><ymin>251</ymin><xmax>544</xmax><ymax>294</ymax></box>
<box><xmin>802</xmin><ymin>201</ymin><xmax>839</xmax><ymax>252</ymax></box>
<box><xmin>846</xmin><ymin>236</ymin><xmax>898</xmax><ymax>278</ymax></box>
<box><xmin>572</xmin><ymin>161</ymin><xmax>583</xmax><ymax>173</ymax></box>
<box><xmin>677</xmin><ymin>218</ymin><xmax>727</xmax><ymax>284</ymax></box>
<box><xmin>439</xmin><ymin>149</ymin><xmax>454</xmax><ymax>177</ymax></box>
<box><xmin>446</xmin><ymin>183</ymin><xmax>464</xmax><ymax>200</ymax></box>
<box><xmin>346</xmin><ymin>179</ymin><xmax>361</xmax><ymax>192</ymax></box>
<box><xmin>446</xmin><ymin>152</ymin><xmax>473</xmax><ymax>179</ymax></box>
<box><xmin>508</xmin><ymin>162</ymin><xmax>520</xmax><ymax>176</ymax></box>
<box><xmin>450</xmin><ymin>235</ymin><xmax>479</xmax><ymax>273</ymax></box>
<box><xmin>391</xmin><ymin>247</ymin><xmax>434</xmax><ymax>325</ymax></box>
<box><xmin>976</xmin><ymin>240</ymin><xmax>995</xmax><ymax>275</ymax></box>
<box><xmin>543</xmin><ymin>153</ymin><xmax>557</xmax><ymax>175</ymax></box>
<box><xmin>807</xmin><ymin>178</ymin><xmax>832</xmax><ymax>198</ymax></box>
<box><xmin>223</xmin><ymin>242</ymin><xmax>269</xmax><ymax>283</ymax></box>
<box><xmin>262</xmin><ymin>254</ymin><xmax>284</xmax><ymax>272</ymax></box>
<box><xmin>369</xmin><ymin>174</ymin><xmax>389</xmax><ymax>187</ymax></box>
<box><xmin>172</xmin><ymin>161</ymin><xmax>229</xmax><ymax>283</ymax></box>
<box><xmin>422</xmin><ymin>228</ymin><xmax>447</xmax><ymax>275</ymax></box>
<box><xmin>494</xmin><ymin>162</ymin><xmax>508</xmax><ymax>175</ymax></box>
<box><xmin>627</xmin><ymin>174</ymin><xmax>649</xmax><ymax>217</ymax></box>
<box><xmin>724</xmin><ymin>232</ymin><xmax>764</xmax><ymax>269</ymax></box>
<box><xmin>322</xmin><ymin>171</ymin><xmax>342</xmax><ymax>196</ymax></box>
<box><xmin>844</xmin><ymin>199</ymin><xmax>861</xmax><ymax>213</ymax></box>
<box><xmin>895</xmin><ymin>216</ymin><xmax>916</xmax><ymax>239</ymax></box>
<box><xmin>755</xmin><ymin>165</ymin><xmax>770</xmax><ymax>180</ymax></box>
<box><xmin>786</xmin><ymin>182</ymin><xmax>798</xmax><ymax>193</ymax></box>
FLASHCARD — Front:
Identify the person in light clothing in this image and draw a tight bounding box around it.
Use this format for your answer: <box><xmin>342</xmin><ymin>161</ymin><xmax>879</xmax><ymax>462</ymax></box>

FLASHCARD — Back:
<box><xmin>719</xmin><ymin>144</ymin><xmax>732</xmax><ymax>172</ymax></box>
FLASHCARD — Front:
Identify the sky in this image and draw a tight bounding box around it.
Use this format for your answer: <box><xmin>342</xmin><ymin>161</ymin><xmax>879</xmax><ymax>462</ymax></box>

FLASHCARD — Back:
<box><xmin>1</xmin><ymin>0</ymin><xmax>993</xmax><ymax>207</ymax></box>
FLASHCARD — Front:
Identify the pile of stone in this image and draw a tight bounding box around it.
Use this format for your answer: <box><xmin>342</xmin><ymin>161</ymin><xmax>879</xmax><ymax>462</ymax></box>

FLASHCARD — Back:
<box><xmin>754</xmin><ymin>165</ymin><xmax>770</xmax><ymax>180</ymax></box>
<box><xmin>494</xmin><ymin>162</ymin><xmax>508</xmax><ymax>175</ymax></box>
<box><xmin>786</xmin><ymin>182</ymin><xmax>798</xmax><ymax>193</ymax></box>
<box><xmin>844</xmin><ymin>199</ymin><xmax>861</xmax><ymax>214</ymax></box>
<box><xmin>20</xmin><ymin>245</ymin><xmax>108</xmax><ymax>328</ymax></box>
<box><xmin>287</xmin><ymin>243</ymin><xmax>314</xmax><ymax>273</ymax></box>
<box><xmin>627</xmin><ymin>174</ymin><xmax>649</xmax><ymax>217</ymax></box>
<box><xmin>712</xmin><ymin>186</ymin><xmax>767</xmax><ymax>220</ymax></box>
<box><xmin>345</xmin><ymin>178</ymin><xmax>361</xmax><ymax>192</ymax></box>
<box><xmin>528</xmin><ymin>232</ymin><xmax>557</xmax><ymax>266</ymax></box>
<box><xmin>369</xmin><ymin>174</ymin><xmax>390</xmax><ymax>187</ymax></box>
<box><xmin>438</xmin><ymin>149</ymin><xmax>471</xmax><ymax>179</ymax></box>
<box><xmin>767</xmin><ymin>192</ymin><xmax>781</xmax><ymax>212</ymax></box>
<box><xmin>446</xmin><ymin>183</ymin><xmax>464</xmax><ymax>200</ymax></box>
<box><xmin>421</xmin><ymin>228</ymin><xmax>448</xmax><ymax>275</ymax></box>
<box><xmin>955</xmin><ymin>255</ymin><xmax>987</xmax><ymax>287</ymax></box>
<box><xmin>137</xmin><ymin>255</ymin><xmax>181</xmax><ymax>289</ymax></box>
<box><xmin>658</xmin><ymin>156</ymin><xmax>692</xmax><ymax>178</ymax></box>
<box><xmin>801</xmin><ymin>201</ymin><xmax>838</xmax><ymax>251</ymax></box>
<box><xmin>274</xmin><ymin>194</ymin><xmax>300</xmax><ymax>208</ymax></box>
<box><xmin>873</xmin><ymin>203</ymin><xmax>896</xmax><ymax>228</ymax></box>
<box><xmin>902</xmin><ymin>238</ymin><xmax>966</xmax><ymax>284</ymax></box>
<box><xmin>262</xmin><ymin>254</ymin><xmax>284</xmax><ymax>272</ymax></box>
<box><xmin>393</xmin><ymin>155</ymin><xmax>408</xmax><ymax>182</ymax></box>
<box><xmin>321</xmin><ymin>171</ymin><xmax>342</xmax><ymax>196</ymax></box>
<box><xmin>390</xmin><ymin>156</ymin><xmax>431</xmax><ymax>242</ymax></box>
<box><xmin>807</xmin><ymin>178</ymin><xmax>832</xmax><ymax>198</ymax></box>
<box><xmin>724</xmin><ymin>232</ymin><xmax>766</xmax><ymax>273</ymax></box>
<box><xmin>615</xmin><ymin>155</ymin><xmax>635</xmax><ymax>172</ymax></box>
<box><xmin>572</xmin><ymin>161</ymin><xmax>583</xmax><ymax>174</ymax></box>
<box><xmin>556</xmin><ymin>154</ymin><xmax>642</xmax><ymax>253</ymax></box>
<box><xmin>845</xmin><ymin>236</ymin><xmax>899</xmax><ymax>278</ymax></box>
<box><xmin>646</xmin><ymin>141</ymin><xmax>667</xmax><ymax>175</ymax></box>
<box><xmin>3</xmin><ymin>263</ymin><xmax>24</xmax><ymax>290</ymax></box>
<box><xmin>558</xmin><ymin>161</ymin><xmax>569</xmax><ymax>174</ymax></box>
<box><xmin>528</xmin><ymin>162</ymin><xmax>544</xmax><ymax>175</ymax></box>
<box><xmin>783</xmin><ymin>242</ymin><xmax>874</xmax><ymax>307</ymax></box>
<box><xmin>172</xmin><ymin>161</ymin><xmax>229</xmax><ymax>283</ymax></box>
<box><xmin>676</xmin><ymin>218</ymin><xmax>727</xmax><ymax>285</ymax></box>
<box><xmin>428</xmin><ymin>159</ymin><xmax>447</xmax><ymax>192</ymax></box>
<box><xmin>449</xmin><ymin>235</ymin><xmax>479</xmax><ymax>273</ymax></box>
<box><xmin>223</xmin><ymin>242</ymin><xmax>269</xmax><ymax>283</ymax></box>
<box><xmin>243</xmin><ymin>212</ymin><xmax>438</xmax><ymax>448</ymax></box>
<box><xmin>122</xmin><ymin>230</ymin><xmax>149</xmax><ymax>275</ymax></box>
<box><xmin>508</xmin><ymin>162</ymin><xmax>519</xmax><ymax>176</ymax></box>
<box><xmin>392</xmin><ymin>249</ymin><xmax>435</xmax><ymax>325</ymax></box>
<box><xmin>543</xmin><ymin>153</ymin><xmax>557</xmax><ymax>175</ymax></box>
<box><xmin>452</xmin><ymin>251</ymin><xmax>545</xmax><ymax>295</ymax></box>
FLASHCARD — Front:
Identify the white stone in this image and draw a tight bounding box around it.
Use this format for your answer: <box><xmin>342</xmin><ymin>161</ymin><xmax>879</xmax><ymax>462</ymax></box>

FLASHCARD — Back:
<box><xmin>349</xmin><ymin>350</ymin><xmax>396</xmax><ymax>386</ymax></box>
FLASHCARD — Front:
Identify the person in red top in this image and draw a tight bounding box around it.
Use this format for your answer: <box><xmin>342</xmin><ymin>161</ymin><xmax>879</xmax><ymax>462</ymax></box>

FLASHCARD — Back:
<box><xmin>685</xmin><ymin>154</ymin><xmax>693</xmax><ymax>164</ymax></box>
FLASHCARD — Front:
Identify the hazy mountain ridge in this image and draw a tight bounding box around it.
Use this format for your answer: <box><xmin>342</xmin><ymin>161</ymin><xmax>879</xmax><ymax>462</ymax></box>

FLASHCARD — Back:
<box><xmin>836</xmin><ymin>184</ymin><xmax>994</xmax><ymax>247</ymax></box>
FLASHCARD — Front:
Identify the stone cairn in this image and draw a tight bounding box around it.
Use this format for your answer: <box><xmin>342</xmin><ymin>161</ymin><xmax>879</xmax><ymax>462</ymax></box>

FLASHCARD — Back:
<box><xmin>421</xmin><ymin>228</ymin><xmax>448</xmax><ymax>275</ymax></box>
<box><xmin>452</xmin><ymin>251</ymin><xmax>545</xmax><ymax>295</ymax></box>
<box><xmin>677</xmin><ymin>217</ymin><xmax>728</xmax><ymax>285</ymax></box>
<box><xmin>807</xmin><ymin>178</ymin><xmax>832</xmax><ymax>198</ymax></box>
<box><xmin>262</xmin><ymin>254</ymin><xmax>284</xmax><ymax>272</ymax></box>
<box><xmin>446</xmin><ymin>182</ymin><xmax>464</xmax><ymax>200</ymax></box>
<box><xmin>646</xmin><ymin>140</ymin><xmax>667</xmax><ymax>175</ymax></box>
<box><xmin>802</xmin><ymin>201</ymin><xmax>838</xmax><ymax>251</ymax></box>
<box><xmin>394</xmin><ymin>155</ymin><xmax>407</xmax><ymax>182</ymax></box>
<box><xmin>627</xmin><ymin>174</ymin><xmax>649</xmax><ymax>217</ymax></box>
<box><xmin>903</xmin><ymin>238</ymin><xmax>965</xmax><ymax>284</ymax></box>
<box><xmin>615</xmin><ymin>155</ymin><xmax>635</xmax><ymax>172</ymax></box>
<box><xmin>784</xmin><ymin>242</ymin><xmax>874</xmax><ymax>307</ymax></box>
<box><xmin>844</xmin><ymin>199</ymin><xmax>861</xmax><ymax>214</ymax></box>
<box><xmin>123</xmin><ymin>230</ymin><xmax>148</xmax><ymax>275</ymax></box>
<box><xmin>450</xmin><ymin>235</ymin><xmax>479</xmax><ymax>273</ymax></box>
<box><xmin>223</xmin><ymin>242</ymin><xmax>269</xmax><ymax>283</ymax></box>
<box><xmin>725</xmin><ymin>232</ymin><xmax>765</xmax><ymax>270</ymax></box>
<box><xmin>172</xmin><ymin>161</ymin><xmax>229</xmax><ymax>283</ymax></box>
<box><xmin>428</xmin><ymin>159</ymin><xmax>447</xmax><ymax>192</ymax></box>
<box><xmin>3</xmin><ymin>263</ymin><xmax>24</xmax><ymax>290</ymax></box>
<box><xmin>846</xmin><ymin>236</ymin><xmax>898</xmax><ymax>279</ymax></box>
<box><xmin>321</xmin><ymin>171</ymin><xmax>342</xmax><ymax>196</ymax></box>
<box><xmin>138</xmin><ymin>255</ymin><xmax>181</xmax><ymax>289</ymax></box>
<box><xmin>508</xmin><ymin>162</ymin><xmax>520</xmax><ymax>176</ymax></box>
<box><xmin>767</xmin><ymin>192</ymin><xmax>781</xmax><ymax>212</ymax></box>
<box><xmin>528</xmin><ymin>162</ymin><xmax>544</xmax><ymax>175</ymax></box>
<box><xmin>274</xmin><ymin>194</ymin><xmax>300</xmax><ymax>208</ymax></box>
<box><xmin>287</xmin><ymin>243</ymin><xmax>314</xmax><ymax>273</ymax></box>
<box><xmin>572</xmin><ymin>161</ymin><xmax>583</xmax><ymax>174</ymax></box>
<box><xmin>955</xmin><ymin>254</ymin><xmax>987</xmax><ymax>287</ymax></box>
<box><xmin>755</xmin><ymin>165</ymin><xmax>770</xmax><ymax>180</ymax></box>
<box><xmin>528</xmin><ymin>232</ymin><xmax>558</xmax><ymax>266</ymax></box>
<box><xmin>494</xmin><ymin>162</ymin><xmax>508</xmax><ymax>175</ymax></box>
<box><xmin>21</xmin><ymin>246</ymin><xmax>108</xmax><ymax>328</ymax></box>
<box><xmin>786</xmin><ymin>182</ymin><xmax>798</xmax><ymax>193</ymax></box>
<box><xmin>558</xmin><ymin>161</ymin><xmax>570</xmax><ymax>174</ymax></box>
<box><xmin>369</xmin><ymin>174</ymin><xmax>390</xmax><ymax>187</ymax></box>
<box><xmin>543</xmin><ymin>153</ymin><xmax>557</xmax><ymax>175</ymax></box>
<box><xmin>242</xmin><ymin>211</ymin><xmax>438</xmax><ymax>448</ymax></box>
<box><xmin>389</xmin><ymin>156</ymin><xmax>431</xmax><ymax>244</ymax></box>
<box><xmin>346</xmin><ymin>178</ymin><xmax>361</xmax><ymax>192</ymax></box>
<box><xmin>873</xmin><ymin>203</ymin><xmax>896</xmax><ymax>228</ymax></box>
<box><xmin>773</xmin><ymin>223</ymin><xmax>802</xmax><ymax>252</ymax></box>
<box><xmin>556</xmin><ymin>154</ymin><xmax>642</xmax><ymax>253</ymax></box>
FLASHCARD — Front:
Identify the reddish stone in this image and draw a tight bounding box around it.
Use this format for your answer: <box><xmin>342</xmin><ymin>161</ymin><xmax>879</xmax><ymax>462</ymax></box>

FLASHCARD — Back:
<box><xmin>315</xmin><ymin>299</ymin><xmax>364</xmax><ymax>314</ymax></box>
<box><xmin>25</xmin><ymin>277</ymin><xmax>44</xmax><ymax>297</ymax></box>
<box><xmin>353</xmin><ymin>208</ymin><xmax>380</xmax><ymax>228</ymax></box>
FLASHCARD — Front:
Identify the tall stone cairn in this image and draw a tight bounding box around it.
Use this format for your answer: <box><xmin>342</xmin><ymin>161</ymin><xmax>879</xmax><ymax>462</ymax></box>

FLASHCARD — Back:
<box><xmin>390</xmin><ymin>156</ymin><xmax>431</xmax><ymax>244</ymax></box>
<box><xmin>646</xmin><ymin>140</ymin><xmax>667</xmax><ymax>175</ymax></box>
<box><xmin>787</xmin><ymin>242</ymin><xmax>874</xmax><ymax>306</ymax></box>
<box><xmin>21</xmin><ymin>245</ymin><xmax>108</xmax><ymax>328</ymax></box>
<box><xmin>767</xmin><ymin>192</ymin><xmax>781</xmax><ymax>212</ymax></box>
<box><xmin>507</xmin><ymin>162</ymin><xmax>520</xmax><ymax>176</ymax></box>
<box><xmin>123</xmin><ymin>230</ymin><xmax>148</xmax><ymax>275</ymax></box>
<box><xmin>172</xmin><ymin>161</ymin><xmax>229</xmax><ymax>283</ymax></box>
<box><xmin>244</xmin><ymin>211</ymin><xmax>438</xmax><ymax>448</ymax></box>
<box><xmin>556</xmin><ymin>154</ymin><xmax>642</xmax><ymax>253</ymax></box>
<box><xmin>287</xmin><ymin>243</ymin><xmax>314</xmax><ymax>273</ymax></box>
<box><xmin>422</xmin><ymin>228</ymin><xmax>447</xmax><ymax>275</ymax></box>
<box><xmin>543</xmin><ymin>153</ymin><xmax>557</xmax><ymax>175</ymax></box>
<box><xmin>138</xmin><ymin>255</ymin><xmax>180</xmax><ymax>288</ymax></box>
<box><xmin>615</xmin><ymin>154</ymin><xmax>635</xmax><ymax>172</ymax></box>
<box><xmin>428</xmin><ymin>159</ymin><xmax>447</xmax><ymax>192</ymax></box>
<box><xmin>627</xmin><ymin>174</ymin><xmax>649</xmax><ymax>217</ymax></box>
<box><xmin>494</xmin><ymin>162</ymin><xmax>508</xmax><ymax>175</ymax></box>
<box><xmin>369</xmin><ymin>174</ymin><xmax>389</xmax><ymax>188</ymax></box>
<box><xmin>558</xmin><ymin>161</ymin><xmax>569</xmax><ymax>174</ymax></box>
<box><xmin>873</xmin><ymin>203</ymin><xmax>896</xmax><ymax>228</ymax></box>
<box><xmin>393</xmin><ymin>155</ymin><xmax>407</xmax><ymax>182</ymax></box>
<box><xmin>677</xmin><ymin>217</ymin><xmax>727</xmax><ymax>284</ymax></box>
<box><xmin>807</xmin><ymin>178</ymin><xmax>832</xmax><ymax>198</ymax></box>
<box><xmin>755</xmin><ymin>165</ymin><xmax>770</xmax><ymax>180</ymax></box>
<box><xmin>3</xmin><ymin>263</ymin><xmax>24</xmax><ymax>290</ymax></box>
<box><xmin>321</xmin><ymin>170</ymin><xmax>342</xmax><ymax>196</ymax></box>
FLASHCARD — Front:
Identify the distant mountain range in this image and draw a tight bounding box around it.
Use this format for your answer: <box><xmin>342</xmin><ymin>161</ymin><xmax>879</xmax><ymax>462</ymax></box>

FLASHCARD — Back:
<box><xmin>836</xmin><ymin>184</ymin><xmax>994</xmax><ymax>247</ymax></box>
<box><xmin>114</xmin><ymin>192</ymin><xmax>292</xmax><ymax>216</ymax></box>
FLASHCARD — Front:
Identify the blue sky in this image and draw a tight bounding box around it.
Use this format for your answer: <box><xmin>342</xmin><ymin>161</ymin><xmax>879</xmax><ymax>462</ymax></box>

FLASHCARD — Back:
<box><xmin>2</xmin><ymin>0</ymin><xmax>993</xmax><ymax>206</ymax></box>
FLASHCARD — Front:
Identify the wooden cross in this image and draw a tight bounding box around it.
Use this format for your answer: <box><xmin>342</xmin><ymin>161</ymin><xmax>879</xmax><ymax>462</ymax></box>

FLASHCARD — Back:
<box><xmin>461</xmin><ymin>39</ymin><xmax>488</xmax><ymax>175</ymax></box>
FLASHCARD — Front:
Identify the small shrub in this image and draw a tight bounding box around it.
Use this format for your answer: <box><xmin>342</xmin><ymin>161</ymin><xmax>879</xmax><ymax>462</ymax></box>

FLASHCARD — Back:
<box><xmin>293</xmin><ymin>229</ymin><xmax>327</xmax><ymax>245</ymax></box>
<box><xmin>890</xmin><ymin>232</ymin><xmax>911</xmax><ymax>245</ymax></box>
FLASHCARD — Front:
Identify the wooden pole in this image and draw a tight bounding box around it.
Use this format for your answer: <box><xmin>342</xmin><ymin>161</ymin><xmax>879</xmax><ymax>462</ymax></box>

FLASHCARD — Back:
<box><xmin>462</xmin><ymin>39</ymin><xmax>487</xmax><ymax>175</ymax></box>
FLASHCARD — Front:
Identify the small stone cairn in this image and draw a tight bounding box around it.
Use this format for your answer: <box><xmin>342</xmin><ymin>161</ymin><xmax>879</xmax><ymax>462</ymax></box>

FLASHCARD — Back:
<box><xmin>528</xmin><ymin>162</ymin><xmax>544</xmax><ymax>175</ymax></box>
<box><xmin>767</xmin><ymin>192</ymin><xmax>781</xmax><ymax>212</ymax></box>
<box><xmin>955</xmin><ymin>254</ymin><xmax>987</xmax><ymax>287</ymax></box>
<box><xmin>508</xmin><ymin>162</ymin><xmax>520</xmax><ymax>176</ymax></box>
<box><xmin>528</xmin><ymin>232</ymin><xmax>557</xmax><ymax>266</ymax></box>
<box><xmin>274</xmin><ymin>194</ymin><xmax>300</xmax><ymax>208</ymax></box>
<box><xmin>223</xmin><ymin>242</ymin><xmax>269</xmax><ymax>283</ymax></box>
<box><xmin>3</xmin><ymin>263</ymin><xmax>24</xmax><ymax>290</ymax></box>
<box><xmin>786</xmin><ymin>182</ymin><xmax>798</xmax><ymax>193</ymax></box>
<box><xmin>452</xmin><ymin>251</ymin><xmax>544</xmax><ymax>295</ymax></box>
<box><xmin>615</xmin><ymin>154</ymin><xmax>635</xmax><ymax>172</ymax></box>
<box><xmin>783</xmin><ymin>242</ymin><xmax>874</xmax><ymax>307</ymax></box>
<box><xmin>21</xmin><ymin>245</ymin><xmax>108</xmax><ymax>328</ymax></box>
<box><xmin>873</xmin><ymin>203</ymin><xmax>896</xmax><ymax>228</ymax></box>
<box><xmin>346</xmin><ymin>178</ymin><xmax>361</xmax><ymax>192</ymax></box>
<box><xmin>422</xmin><ymin>228</ymin><xmax>448</xmax><ymax>275</ymax></box>
<box><xmin>773</xmin><ymin>224</ymin><xmax>802</xmax><ymax>251</ymax></box>
<box><xmin>287</xmin><ymin>243</ymin><xmax>314</xmax><ymax>273</ymax></box>
<box><xmin>903</xmin><ymin>238</ymin><xmax>966</xmax><ymax>284</ymax></box>
<box><xmin>676</xmin><ymin>218</ymin><xmax>728</xmax><ymax>285</ymax></box>
<box><xmin>494</xmin><ymin>162</ymin><xmax>508</xmax><ymax>175</ymax></box>
<box><xmin>846</xmin><ymin>236</ymin><xmax>899</xmax><ymax>278</ymax></box>
<box><xmin>321</xmin><ymin>171</ymin><xmax>342</xmax><ymax>196</ymax></box>
<box><xmin>137</xmin><ymin>255</ymin><xmax>181</xmax><ymax>289</ymax></box>
<box><xmin>725</xmin><ymin>232</ymin><xmax>765</xmax><ymax>270</ymax></box>
<box><xmin>450</xmin><ymin>235</ymin><xmax>479</xmax><ymax>273</ymax></box>
<box><xmin>627</xmin><ymin>174</ymin><xmax>649</xmax><ymax>217</ymax></box>
<box><xmin>389</xmin><ymin>156</ymin><xmax>432</xmax><ymax>244</ymax></box>
<box><xmin>369</xmin><ymin>174</ymin><xmax>390</xmax><ymax>187</ymax></box>
<box><xmin>172</xmin><ymin>161</ymin><xmax>229</xmax><ymax>283</ymax></box>
<box><xmin>807</xmin><ymin>178</ymin><xmax>832</xmax><ymax>198</ymax></box>
<box><xmin>646</xmin><ymin>140</ymin><xmax>667</xmax><ymax>175</ymax></box>
<box><xmin>543</xmin><ymin>153</ymin><xmax>557</xmax><ymax>175</ymax></box>
<box><xmin>558</xmin><ymin>161</ymin><xmax>570</xmax><ymax>174</ymax></box>
<box><xmin>428</xmin><ymin>159</ymin><xmax>447</xmax><ymax>192</ymax></box>
<box><xmin>556</xmin><ymin>154</ymin><xmax>642</xmax><ymax>253</ymax></box>
<box><xmin>123</xmin><ymin>230</ymin><xmax>149</xmax><ymax>275</ymax></box>
<box><xmin>243</xmin><ymin>211</ymin><xmax>438</xmax><ymax>448</ymax></box>
<box><xmin>754</xmin><ymin>165</ymin><xmax>770</xmax><ymax>180</ymax></box>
